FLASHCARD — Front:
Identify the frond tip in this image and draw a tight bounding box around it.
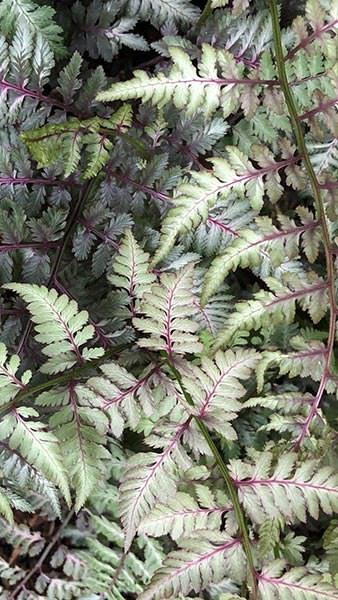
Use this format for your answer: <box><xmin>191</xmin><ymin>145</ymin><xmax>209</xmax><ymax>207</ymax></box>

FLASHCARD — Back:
<box><xmin>133</xmin><ymin>266</ymin><xmax>203</xmax><ymax>359</ymax></box>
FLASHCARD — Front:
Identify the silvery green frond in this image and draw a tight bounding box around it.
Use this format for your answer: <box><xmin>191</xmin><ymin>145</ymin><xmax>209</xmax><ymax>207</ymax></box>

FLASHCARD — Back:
<box><xmin>0</xmin><ymin>0</ymin><xmax>65</xmax><ymax>57</ymax></box>
<box><xmin>126</xmin><ymin>0</ymin><xmax>200</xmax><ymax>27</ymax></box>
<box><xmin>133</xmin><ymin>266</ymin><xmax>203</xmax><ymax>358</ymax></box>
<box><xmin>258</xmin><ymin>560</ymin><xmax>338</xmax><ymax>599</ymax></box>
<box><xmin>77</xmin><ymin>361</ymin><xmax>161</xmax><ymax>437</ymax></box>
<box><xmin>120</xmin><ymin>421</ymin><xmax>192</xmax><ymax>550</ymax></box>
<box><xmin>1</xmin><ymin>450</ymin><xmax>61</xmax><ymax>518</ymax></box>
<box><xmin>41</xmin><ymin>385</ymin><xmax>110</xmax><ymax>511</ymax></box>
<box><xmin>256</xmin><ymin>336</ymin><xmax>329</xmax><ymax>393</ymax></box>
<box><xmin>139</xmin><ymin>531</ymin><xmax>246</xmax><ymax>600</ymax></box>
<box><xmin>323</xmin><ymin>520</ymin><xmax>338</xmax><ymax>574</ymax></box>
<box><xmin>108</xmin><ymin>228</ymin><xmax>156</xmax><ymax>307</ymax></box>
<box><xmin>0</xmin><ymin>342</ymin><xmax>31</xmax><ymax>404</ymax></box>
<box><xmin>0</xmin><ymin>408</ymin><xmax>70</xmax><ymax>504</ymax></box>
<box><xmin>202</xmin><ymin>208</ymin><xmax>321</xmax><ymax>303</ymax></box>
<box><xmin>151</xmin><ymin>145</ymin><xmax>302</xmax><ymax>265</ymax></box>
<box><xmin>97</xmin><ymin>44</ymin><xmax>257</xmax><ymax>118</ymax></box>
<box><xmin>230</xmin><ymin>452</ymin><xmax>338</xmax><ymax>525</ymax></box>
<box><xmin>214</xmin><ymin>272</ymin><xmax>328</xmax><ymax>350</ymax></box>
<box><xmin>139</xmin><ymin>490</ymin><xmax>231</xmax><ymax>540</ymax></box>
<box><xmin>4</xmin><ymin>283</ymin><xmax>104</xmax><ymax>373</ymax></box>
<box><xmin>180</xmin><ymin>349</ymin><xmax>258</xmax><ymax>439</ymax></box>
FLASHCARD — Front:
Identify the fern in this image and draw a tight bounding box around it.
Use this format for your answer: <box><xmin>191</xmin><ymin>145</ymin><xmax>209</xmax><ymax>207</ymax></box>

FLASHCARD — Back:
<box><xmin>21</xmin><ymin>106</ymin><xmax>133</xmax><ymax>179</ymax></box>
<box><xmin>139</xmin><ymin>489</ymin><xmax>231</xmax><ymax>540</ymax></box>
<box><xmin>0</xmin><ymin>0</ymin><xmax>65</xmax><ymax>57</ymax></box>
<box><xmin>139</xmin><ymin>532</ymin><xmax>246</xmax><ymax>600</ymax></box>
<box><xmin>231</xmin><ymin>452</ymin><xmax>338</xmax><ymax>524</ymax></box>
<box><xmin>5</xmin><ymin>283</ymin><xmax>104</xmax><ymax>373</ymax></box>
<box><xmin>0</xmin><ymin>408</ymin><xmax>70</xmax><ymax>504</ymax></box>
<box><xmin>258</xmin><ymin>560</ymin><xmax>338</xmax><ymax>599</ymax></box>
<box><xmin>151</xmin><ymin>146</ymin><xmax>302</xmax><ymax>265</ymax></box>
<box><xmin>98</xmin><ymin>44</ymin><xmax>264</xmax><ymax>118</ymax></box>
<box><xmin>133</xmin><ymin>267</ymin><xmax>203</xmax><ymax>358</ymax></box>
<box><xmin>1</xmin><ymin>0</ymin><xmax>338</xmax><ymax>598</ymax></box>
<box><xmin>120</xmin><ymin>421</ymin><xmax>192</xmax><ymax>550</ymax></box>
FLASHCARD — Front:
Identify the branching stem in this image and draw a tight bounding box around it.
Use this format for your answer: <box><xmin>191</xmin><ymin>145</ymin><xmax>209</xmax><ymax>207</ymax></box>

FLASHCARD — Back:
<box><xmin>165</xmin><ymin>358</ymin><xmax>258</xmax><ymax>599</ymax></box>
<box><xmin>269</xmin><ymin>0</ymin><xmax>337</xmax><ymax>447</ymax></box>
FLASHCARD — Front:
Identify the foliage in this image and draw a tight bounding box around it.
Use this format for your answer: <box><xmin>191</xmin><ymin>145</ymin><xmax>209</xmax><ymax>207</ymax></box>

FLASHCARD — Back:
<box><xmin>1</xmin><ymin>0</ymin><xmax>338</xmax><ymax>598</ymax></box>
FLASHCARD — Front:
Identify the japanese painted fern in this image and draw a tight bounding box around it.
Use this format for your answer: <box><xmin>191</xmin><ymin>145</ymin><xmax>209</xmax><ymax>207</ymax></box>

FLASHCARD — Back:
<box><xmin>1</xmin><ymin>0</ymin><xmax>338</xmax><ymax>599</ymax></box>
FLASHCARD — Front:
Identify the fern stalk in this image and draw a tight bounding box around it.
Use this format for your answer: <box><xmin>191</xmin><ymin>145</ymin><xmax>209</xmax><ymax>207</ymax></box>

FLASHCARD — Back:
<box><xmin>195</xmin><ymin>0</ymin><xmax>213</xmax><ymax>31</ymax></box>
<box><xmin>269</xmin><ymin>0</ymin><xmax>337</xmax><ymax>447</ymax></box>
<box><xmin>165</xmin><ymin>358</ymin><xmax>258</xmax><ymax>599</ymax></box>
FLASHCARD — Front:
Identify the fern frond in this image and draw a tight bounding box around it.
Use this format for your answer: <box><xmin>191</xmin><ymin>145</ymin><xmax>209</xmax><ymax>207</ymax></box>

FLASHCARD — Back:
<box><xmin>0</xmin><ymin>517</ymin><xmax>44</xmax><ymax>555</ymax></box>
<box><xmin>39</xmin><ymin>384</ymin><xmax>110</xmax><ymax>511</ymax></box>
<box><xmin>139</xmin><ymin>490</ymin><xmax>230</xmax><ymax>540</ymax></box>
<box><xmin>21</xmin><ymin>106</ymin><xmax>132</xmax><ymax>178</ymax></box>
<box><xmin>77</xmin><ymin>362</ymin><xmax>159</xmax><ymax>437</ymax></box>
<box><xmin>181</xmin><ymin>349</ymin><xmax>258</xmax><ymax>439</ymax></box>
<box><xmin>202</xmin><ymin>210</ymin><xmax>320</xmax><ymax>303</ymax></box>
<box><xmin>0</xmin><ymin>408</ymin><xmax>70</xmax><ymax>504</ymax></box>
<box><xmin>214</xmin><ymin>274</ymin><xmax>328</xmax><ymax>349</ymax></box>
<box><xmin>72</xmin><ymin>1</ymin><xmax>149</xmax><ymax>61</ymax></box>
<box><xmin>98</xmin><ymin>44</ymin><xmax>265</xmax><ymax>118</ymax></box>
<box><xmin>0</xmin><ymin>0</ymin><xmax>65</xmax><ymax>57</ymax></box>
<box><xmin>258</xmin><ymin>560</ymin><xmax>338</xmax><ymax>599</ymax></box>
<box><xmin>120</xmin><ymin>419</ymin><xmax>192</xmax><ymax>550</ymax></box>
<box><xmin>0</xmin><ymin>342</ymin><xmax>31</xmax><ymax>405</ymax></box>
<box><xmin>152</xmin><ymin>147</ymin><xmax>301</xmax><ymax>265</ymax></box>
<box><xmin>256</xmin><ymin>336</ymin><xmax>328</xmax><ymax>392</ymax></box>
<box><xmin>231</xmin><ymin>452</ymin><xmax>338</xmax><ymax>525</ymax></box>
<box><xmin>109</xmin><ymin>229</ymin><xmax>155</xmax><ymax>306</ymax></box>
<box><xmin>133</xmin><ymin>267</ymin><xmax>203</xmax><ymax>359</ymax></box>
<box><xmin>126</xmin><ymin>0</ymin><xmax>200</xmax><ymax>26</ymax></box>
<box><xmin>4</xmin><ymin>284</ymin><xmax>104</xmax><ymax>373</ymax></box>
<box><xmin>139</xmin><ymin>531</ymin><xmax>245</xmax><ymax>600</ymax></box>
<box><xmin>258</xmin><ymin>518</ymin><xmax>283</xmax><ymax>559</ymax></box>
<box><xmin>0</xmin><ymin>490</ymin><xmax>14</xmax><ymax>523</ymax></box>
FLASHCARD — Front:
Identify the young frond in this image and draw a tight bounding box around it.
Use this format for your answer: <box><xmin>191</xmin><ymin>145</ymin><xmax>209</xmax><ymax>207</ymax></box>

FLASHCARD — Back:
<box><xmin>4</xmin><ymin>284</ymin><xmax>104</xmax><ymax>373</ymax></box>
<box><xmin>21</xmin><ymin>106</ymin><xmax>132</xmax><ymax>178</ymax></box>
<box><xmin>108</xmin><ymin>229</ymin><xmax>156</xmax><ymax>306</ymax></box>
<box><xmin>139</xmin><ymin>531</ymin><xmax>245</xmax><ymax>600</ymax></box>
<box><xmin>230</xmin><ymin>452</ymin><xmax>338</xmax><ymax>525</ymax></box>
<box><xmin>133</xmin><ymin>267</ymin><xmax>203</xmax><ymax>359</ymax></box>
<box><xmin>258</xmin><ymin>560</ymin><xmax>338</xmax><ymax>599</ymax></box>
